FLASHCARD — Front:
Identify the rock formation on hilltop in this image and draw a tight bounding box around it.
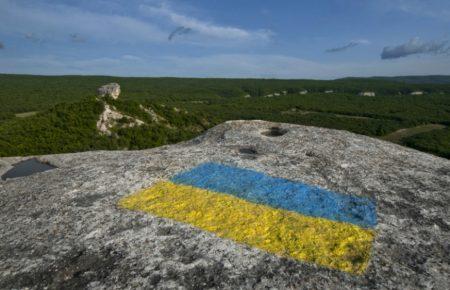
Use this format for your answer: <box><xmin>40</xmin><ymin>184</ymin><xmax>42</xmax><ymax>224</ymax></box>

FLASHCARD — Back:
<box><xmin>96</xmin><ymin>103</ymin><xmax>145</xmax><ymax>135</ymax></box>
<box><xmin>97</xmin><ymin>83</ymin><xmax>121</xmax><ymax>99</ymax></box>
<box><xmin>96</xmin><ymin>83</ymin><xmax>143</xmax><ymax>135</ymax></box>
<box><xmin>95</xmin><ymin>83</ymin><xmax>156</xmax><ymax>135</ymax></box>
<box><xmin>0</xmin><ymin>120</ymin><xmax>449</xmax><ymax>289</ymax></box>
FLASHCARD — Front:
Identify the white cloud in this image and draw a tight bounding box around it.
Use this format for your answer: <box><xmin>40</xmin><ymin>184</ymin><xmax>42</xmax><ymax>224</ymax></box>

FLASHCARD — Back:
<box><xmin>0</xmin><ymin>0</ymin><xmax>271</xmax><ymax>47</ymax></box>
<box><xmin>139</xmin><ymin>3</ymin><xmax>272</xmax><ymax>42</ymax></box>
<box><xmin>0</xmin><ymin>0</ymin><xmax>166</xmax><ymax>44</ymax></box>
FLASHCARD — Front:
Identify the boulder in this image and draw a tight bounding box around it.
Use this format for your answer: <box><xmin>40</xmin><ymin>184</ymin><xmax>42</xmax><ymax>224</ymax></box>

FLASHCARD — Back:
<box><xmin>299</xmin><ymin>90</ymin><xmax>308</xmax><ymax>95</ymax></box>
<box><xmin>0</xmin><ymin>120</ymin><xmax>448</xmax><ymax>289</ymax></box>
<box><xmin>359</xmin><ymin>91</ymin><xmax>376</xmax><ymax>97</ymax></box>
<box><xmin>97</xmin><ymin>83</ymin><xmax>121</xmax><ymax>99</ymax></box>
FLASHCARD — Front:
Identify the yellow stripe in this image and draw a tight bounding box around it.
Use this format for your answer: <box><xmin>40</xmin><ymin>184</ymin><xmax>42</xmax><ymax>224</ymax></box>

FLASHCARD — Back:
<box><xmin>118</xmin><ymin>181</ymin><xmax>375</xmax><ymax>274</ymax></box>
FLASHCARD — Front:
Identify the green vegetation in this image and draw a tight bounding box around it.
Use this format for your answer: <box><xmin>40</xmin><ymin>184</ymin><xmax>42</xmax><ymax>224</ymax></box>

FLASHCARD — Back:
<box><xmin>0</xmin><ymin>96</ymin><xmax>209</xmax><ymax>156</ymax></box>
<box><xmin>368</xmin><ymin>75</ymin><xmax>450</xmax><ymax>84</ymax></box>
<box><xmin>0</xmin><ymin>74</ymin><xmax>449</xmax><ymax>158</ymax></box>
<box><xmin>1</xmin><ymin>74</ymin><xmax>449</xmax><ymax>115</ymax></box>
<box><xmin>0</xmin><ymin>98</ymin><xmax>105</xmax><ymax>156</ymax></box>
<box><xmin>402</xmin><ymin>128</ymin><xmax>450</xmax><ymax>158</ymax></box>
<box><xmin>382</xmin><ymin>124</ymin><xmax>447</xmax><ymax>143</ymax></box>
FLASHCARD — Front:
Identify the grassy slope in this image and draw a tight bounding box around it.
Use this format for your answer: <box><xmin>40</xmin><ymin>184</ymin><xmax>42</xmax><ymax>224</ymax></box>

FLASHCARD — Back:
<box><xmin>382</xmin><ymin>124</ymin><xmax>447</xmax><ymax>143</ymax></box>
<box><xmin>402</xmin><ymin>128</ymin><xmax>450</xmax><ymax>159</ymax></box>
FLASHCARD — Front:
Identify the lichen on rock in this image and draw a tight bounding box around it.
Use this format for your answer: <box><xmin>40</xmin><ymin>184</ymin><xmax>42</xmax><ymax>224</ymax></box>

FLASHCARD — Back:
<box><xmin>0</xmin><ymin>120</ymin><xmax>449</xmax><ymax>289</ymax></box>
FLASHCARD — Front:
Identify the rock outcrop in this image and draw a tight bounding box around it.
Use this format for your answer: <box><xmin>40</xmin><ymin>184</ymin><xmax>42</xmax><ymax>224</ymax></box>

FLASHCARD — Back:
<box><xmin>139</xmin><ymin>104</ymin><xmax>166</xmax><ymax>123</ymax></box>
<box><xmin>96</xmin><ymin>103</ymin><xmax>125</xmax><ymax>134</ymax></box>
<box><xmin>359</xmin><ymin>91</ymin><xmax>376</xmax><ymax>97</ymax></box>
<box><xmin>96</xmin><ymin>104</ymin><xmax>145</xmax><ymax>135</ymax></box>
<box><xmin>0</xmin><ymin>120</ymin><xmax>449</xmax><ymax>289</ymax></box>
<box><xmin>97</xmin><ymin>83</ymin><xmax>121</xmax><ymax>99</ymax></box>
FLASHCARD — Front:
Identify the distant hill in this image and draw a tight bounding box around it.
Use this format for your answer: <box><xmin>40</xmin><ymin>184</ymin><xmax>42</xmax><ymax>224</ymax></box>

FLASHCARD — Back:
<box><xmin>341</xmin><ymin>76</ymin><xmax>450</xmax><ymax>85</ymax></box>
<box><xmin>1</xmin><ymin>74</ymin><xmax>450</xmax><ymax>116</ymax></box>
<box><xmin>0</xmin><ymin>95</ymin><xmax>209</xmax><ymax>157</ymax></box>
<box><xmin>0</xmin><ymin>75</ymin><xmax>449</xmax><ymax>158</ymax></box>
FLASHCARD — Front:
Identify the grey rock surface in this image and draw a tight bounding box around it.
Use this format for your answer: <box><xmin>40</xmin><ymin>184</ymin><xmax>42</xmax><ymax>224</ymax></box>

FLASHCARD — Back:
<box><xmin>97</xmin><ymin>83</ymin><xmax>121</xmax><ymax>99</ymax></box>
<box><xmin>0</xmin><ymin>120</ymin><xmax>449</xmax><ymax>289</ymax></box>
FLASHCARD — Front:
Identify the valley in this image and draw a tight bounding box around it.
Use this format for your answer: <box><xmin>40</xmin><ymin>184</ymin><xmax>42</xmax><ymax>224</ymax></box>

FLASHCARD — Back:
<box><xmin>382</xmin><ymin>124</ymin><xmax>447</xmax><ymax>143</ymax></box>
<box><xmin>0</xmin><ymin>74</ymin><xmax>449</xmax><ymax>159</ymax></box>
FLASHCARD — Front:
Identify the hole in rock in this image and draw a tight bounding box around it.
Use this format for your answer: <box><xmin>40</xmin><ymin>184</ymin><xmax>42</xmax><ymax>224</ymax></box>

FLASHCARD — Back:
<box><xmin>1</xmin><ymin>158</ymin><xmax>57</xmax><ymax>180</ymax></box>
<box><xmin>262</xmin><ymin>127</ymin><xmax>287</xmax><ymax>137</ymax></box>
<box><xmin>238</xmin><ymin>147</ymin><xmax>258</xmax><ymax>160</ymax></box>
<box><xmin>239</xmin><ymin>147</ymin><xmax>258</xmax><ymax>155</ymax></box>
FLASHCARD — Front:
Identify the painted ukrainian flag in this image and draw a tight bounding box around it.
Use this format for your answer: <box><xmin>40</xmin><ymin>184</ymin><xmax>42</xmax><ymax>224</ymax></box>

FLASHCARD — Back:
<box><xmin>119</xmin><ymin>163</ymin><xmax>377</xmax><ymax>274</ymax></box>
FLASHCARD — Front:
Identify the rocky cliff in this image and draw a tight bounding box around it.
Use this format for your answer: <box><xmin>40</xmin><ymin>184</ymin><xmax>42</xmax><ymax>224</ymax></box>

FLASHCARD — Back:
<box><xmin>0</xmin><ymin>120</ymin><xmax>449</xmax><ymax>289</ymax></box>
<box><xmin>97</xmin><ymin>83</ymin><xmax>121</xmax><ymax>99</ymax></box>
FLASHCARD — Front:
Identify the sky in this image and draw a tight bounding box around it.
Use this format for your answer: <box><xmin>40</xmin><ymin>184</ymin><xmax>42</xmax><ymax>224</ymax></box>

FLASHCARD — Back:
<box><xmin>0</xmin><ymin>0</ymin><xmax>449</xmax><ymax>79</ymax></box>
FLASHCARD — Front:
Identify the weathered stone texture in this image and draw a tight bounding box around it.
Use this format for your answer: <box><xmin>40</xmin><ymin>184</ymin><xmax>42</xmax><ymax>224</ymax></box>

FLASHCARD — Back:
<box><xmin>97</xmin><ymin>83</ymin><xmax>121</xmax><ymax>99</ymax></box>
<box><xmin>1</xmin><ymin>120</ymin><xmax>449</xmax><ymax>289</ymax></box>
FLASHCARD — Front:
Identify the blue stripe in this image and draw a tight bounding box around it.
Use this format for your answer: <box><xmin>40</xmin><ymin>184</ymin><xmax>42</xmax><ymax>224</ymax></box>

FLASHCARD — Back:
<box><xmin>171</xmin><ymin>163</ymin><xmax>377</xmax><ymax>228</ymax></box>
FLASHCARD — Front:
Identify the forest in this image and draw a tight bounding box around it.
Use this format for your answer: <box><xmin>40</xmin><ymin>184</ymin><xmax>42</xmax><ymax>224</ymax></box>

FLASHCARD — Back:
<box><xmin>0</xmin><ymin>74</ymin><xmax>449</xmax><ymax>158</ymax></box>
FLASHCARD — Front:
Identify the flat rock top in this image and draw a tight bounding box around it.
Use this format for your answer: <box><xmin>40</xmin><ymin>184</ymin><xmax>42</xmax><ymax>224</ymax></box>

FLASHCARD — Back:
<box><xmin>1</xmin><ymin>120</ymin><xmax>449</xmax><ymax>289</ymax></box>
<box><xmin>97</xmin><ymin>83</ymin><xmax>121</xmax><ymax>99</ymax></box>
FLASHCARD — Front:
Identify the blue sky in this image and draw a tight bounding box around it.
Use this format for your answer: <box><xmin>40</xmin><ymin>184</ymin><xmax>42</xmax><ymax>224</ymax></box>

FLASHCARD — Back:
<box><xmin>0</xmin><ymin>0</ymin><xmax>449</xmax><ymax>78</ymax></box>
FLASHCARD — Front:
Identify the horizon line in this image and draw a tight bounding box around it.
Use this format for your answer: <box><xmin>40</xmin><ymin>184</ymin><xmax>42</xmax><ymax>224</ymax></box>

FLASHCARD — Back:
<box><xmin>1</xmin><ymin>72</ymin><xmax>449</xmax><ymax>81</ymax></box>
